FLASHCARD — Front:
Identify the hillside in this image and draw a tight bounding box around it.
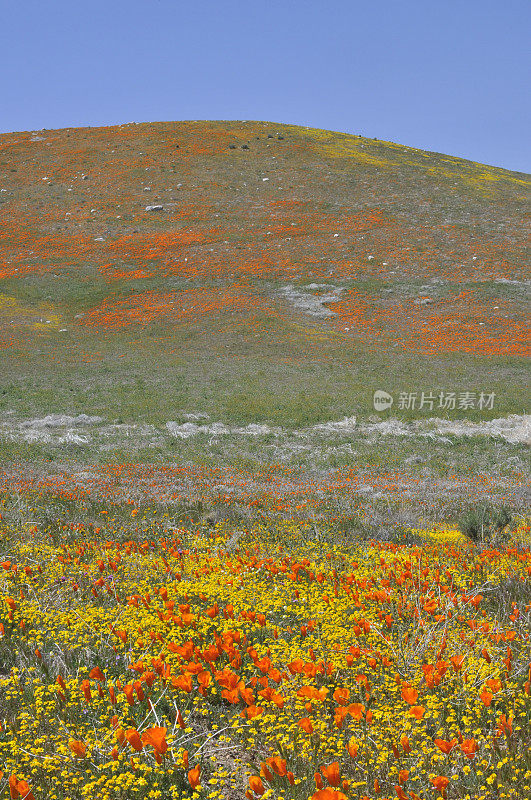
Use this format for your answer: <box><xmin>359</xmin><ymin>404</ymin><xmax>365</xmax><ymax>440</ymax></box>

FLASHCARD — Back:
<box><xmin>0</xmin><ymin>122</ymin><xmax>530</xmax><ymax>800</ymax></box>
<box><xmin>0</xmin><ymin>120</ymin><xmax>529</xmax><ymax>472</ymax></box>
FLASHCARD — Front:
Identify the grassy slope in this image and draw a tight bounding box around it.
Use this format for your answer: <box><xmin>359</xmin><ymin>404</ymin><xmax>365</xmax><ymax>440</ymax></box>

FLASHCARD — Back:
<box><xmin>0</xmin><ymin>120</ymin><xmax>529</xmax><ymax>467</ymax></box>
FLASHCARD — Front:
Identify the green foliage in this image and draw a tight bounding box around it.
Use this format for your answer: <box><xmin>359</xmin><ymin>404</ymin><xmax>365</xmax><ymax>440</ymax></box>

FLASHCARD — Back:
<box><xmin>458</xmin><ymin>503</ymin><xmax>513</xmax><ymax>543</ymax></box>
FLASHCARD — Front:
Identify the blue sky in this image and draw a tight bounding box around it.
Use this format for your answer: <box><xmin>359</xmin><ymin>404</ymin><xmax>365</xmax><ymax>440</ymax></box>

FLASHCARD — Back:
<box><xmin>1</xmin><ymin>0</ymin><xmax>529</xmax><ymax>172</ymax></box>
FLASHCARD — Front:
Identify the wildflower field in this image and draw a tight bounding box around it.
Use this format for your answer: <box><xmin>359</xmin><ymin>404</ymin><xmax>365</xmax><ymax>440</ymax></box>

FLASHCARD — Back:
<box><xmin>0</xmin><ymin>121</ymin><xmax>529</xmax><ymax>799</ymax></box>
<box><xmin>0</xmin><ymin>485</ymin><xmax>530</xmax><ymax>800</ymax></box>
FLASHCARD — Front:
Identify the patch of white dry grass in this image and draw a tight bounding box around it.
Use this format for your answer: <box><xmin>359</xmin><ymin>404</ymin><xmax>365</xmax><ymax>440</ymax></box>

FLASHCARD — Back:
<box><xmin>0</xmin><ymin>411</ymin><xmax>528</xmax><ymax>451</ymax></box>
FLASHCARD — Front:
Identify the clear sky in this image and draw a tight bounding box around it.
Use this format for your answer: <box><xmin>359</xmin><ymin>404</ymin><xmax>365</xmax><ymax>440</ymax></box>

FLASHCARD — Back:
<box><xmin>1</xmin><ymin>0</ymin><xmax>529</xmax><ymax>172</ymax></box>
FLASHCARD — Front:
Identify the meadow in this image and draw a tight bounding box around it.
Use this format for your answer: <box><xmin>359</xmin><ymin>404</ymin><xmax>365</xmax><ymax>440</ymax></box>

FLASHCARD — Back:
<box><xmin>0</xmin><ymin>487</ymin><xmax>529</xmax><ymax>800</ymax></box>
<box><xmin>0</xmin><ymin>121</ymin><xmax>529</xmax><ymax>798</ymax></box>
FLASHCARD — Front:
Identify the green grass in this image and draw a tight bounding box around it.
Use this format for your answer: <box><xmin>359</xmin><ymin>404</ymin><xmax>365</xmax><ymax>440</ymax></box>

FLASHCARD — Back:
<box><xmin>1</xmin><ymin>320</ymin><xmax>528</xmax><ymax>427</ymax></box>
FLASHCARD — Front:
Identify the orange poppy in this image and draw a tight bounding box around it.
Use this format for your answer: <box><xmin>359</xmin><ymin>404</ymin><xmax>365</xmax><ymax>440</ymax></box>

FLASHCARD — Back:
<box><xmin>298</xmin><ymin>717</ymin><xmax>314</xmax><ymax>734</ymax></box>
<box><xmin>347</xmin><ymin>702</ymin><xmax>365</xmax><ymax>720</ymax></box>
<box><xmin>401</xmin><ymin>686</ymin><xmax>418</xmax><ymax>705</ymax></box>
<box><xmin>480</xmin><ymin>687</ymin><xmax>493</xmax><ymax>707</ymax></box>
<box><xmin>408</xmin><ymin>705</ymin><xmax>425</xmax><ymax>719</ymax></box>
<box><xmin>321</xmin><ymin>762</ymin><xmax>341</xmax><ymax>787</ymax></box>
<box><xmin>8</xmin><ymin>776</ymin><xmax>35</xmax><ymax>800</ymax></box>
<box><xmin>332</xmin><ymin>687</ymin><xmax>350</xmax><ymax>705</ymax></box>
<box><xmin>125</xmin><ymin>728</ymin><xmax>143</xmax><ymax>752</ymax></box>
<box><xmin>248</xmin><ymin>776</ymin><xmax>265</xmax><ymax>796</ymax></box>
<box><xmin>80</xmin><ymin>679</ymin><xmax>91</xmax><ymax>702</ymax></box>
<box><xmin>431</xmin><ymin>776</ymin><xmax>449</xmax><ymax>797</ymax></box>
<box><xmin>141</xmin><ymin>726</ymin><xmax>168</xmax><ymax>754</ymax></box>
<box><xmin>460</xmin><ymin>738</ymin><xmax>479</xmax><ymax>759</ymax></box>
<box><xmin>188</xmin><ymin>765</ymin><xmax>201</xmax><ymax>789</ymax></box>
<box><xmin>123</xmin><ymin>684</ymin><xmax>135</xmax><ymax>705</ymax></box>
<box><xmin>310</xmin><ymin>790</ymin><xmax>347</xmax><ymax>800</ymax></box>
<box><xmin>171</xmin><ymin>673</ymin><xmax>193</xmax><ymax>693</ymax></box>
<box><xmin>434</xmin><ymin>738</ymin><xmax>457</xmax><ymax>755</ymax></box>
<box><xmin>68</xmin><ymin>740</ymin><xmax>87</xmax><ymax>758</ymax></box>
<box><xmin>265</xmin><ymin>756</ymin><xmax>287</xmax><ymax>777</ymax></box>
<box><xmin>89</xmin><ymin>667</ymin><xmax>105</xmax><ymax>681</ymax></box>
<box><xmin>348</xmin><ymin>739</ymin><xmax>359</xmax><ymax>758</ymax></box>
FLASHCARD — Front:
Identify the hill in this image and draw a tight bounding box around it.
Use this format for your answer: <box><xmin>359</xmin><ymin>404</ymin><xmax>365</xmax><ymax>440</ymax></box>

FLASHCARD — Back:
<box><xmin>0</xmin><ymin>120</ymin><xmax>528</xmax><ymax>476</ymax></box>
<box><xmin>0</xmin><ymin>122</ymin><xmax>529</xmax><ymax>799</ymax></box>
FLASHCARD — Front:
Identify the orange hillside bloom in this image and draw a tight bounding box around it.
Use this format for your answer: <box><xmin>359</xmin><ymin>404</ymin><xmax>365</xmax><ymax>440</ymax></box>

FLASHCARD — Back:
<box><xmin>408</xmin><ymin>705</ymin><xmax>425</xmax><ymax>719</ymax></box>
<box><xmin>401</xmin><ymin>686</ymin><xmax>418</xmax><ymax>705</ymax></box>
<box><xmin>434</xmin><ymin>738</ymin><xmax>457</xmax><ymax>755</ymax></box>
<box><xmin>123</xmin><ymin>684</ymin><xmax>135</xmax><ymax>705</ymax></box>
<box><xmin>347</xmin><ymin>702</ymin><xmax>365</xmax><ymax>720</ymax></box>
<box><xmin>243</xmin><ymin>704</ymin><xmax>264</xmax><ymax>719</ymax></box>
<box><xmin>321</xmin><ymin>762</ymin><xmax>341</xmax><ymax>787</ymax></box>
<box><xmin>248</xmin><ymin>776</ymin><xmax>265</xmax><ymax>796</ymax></box>
<box><xmin>333</xmin><ymin>687</ymin><xmax>350</xmax><ymax>705</ymax></box>
<box><xmin>221</xmin><ymin>687</ymin><xmax>240</xmax><ymax>704</ymax></box>
<box><xmin>298</xmin><ymin>717</ymin><xmax>314</xmax><ymax>734</ymax></box>
<box><xmin>80</xmin><ymin>679</ymin><xmax>91</xmax><ymax>702</ymax></box>
<box><xmin>114</xmin><ymin>727</ymin><xmax>126</xmax><ymax>747</ymax></box>
<box><xmin>394</xmin><ymin>786</ymin><xmax>409</xmax><ymax>800</ymax></box>
<box><xmin>125</xmin><ymin>728</ymin><xmax>143</xmax><ymax>752</ymax></box>
<box><xmin>113</xmin><ymin>629</ymin><xmax>127</xmax><ymax>644</ymax></box>
<box><xmin>89</xmin><ymin>667</ymin><xmax>105</xmax><ymax>681</ymax></box>
<box><xmin>141</xmin><ymin>726</ymin><xmax>168</xmax><ymax>754</ymax></box>
<box><xmin>266</xmin><ymin>756</ymin><xmax>287</xmax><ymax>776</ymax></box>
<box><xmin>311</xmin><ymin>791</ymin><xmax>347</xmax><ymax>800</ymax></box>
<box><xmin>8</xmin><ymin>776</ymin><xmax>35</xmax><ymax>800</ymax></box>
<box><xmin>451</xmin><ymin>655</ymin><xmax>465</xmax><ymax>672</ymax></box>
<box><xmin>496</xmin><ymin>713</ymin><xmax>513</xmax><ymax>737</ymax></box>
<box><xmin>206</xmin><ymin>602</ymin><xmax>219</xmax><ymax>618</ymax></box>
<box><xmin>480</xmin><ymin>687</ymin><xmax>493</xmax><ymax>707</ymax></box>
<box><xmin>431</xmin><ymin>776</ymin><xmax>449</xmax><ymax>793</ymax></box>
<box><xmin>460</xmin><ymin>738</ymin><xmax>479</xmax><ymax>759</ymax></box>
<box><xmin>334</xmin><ymin>706</ymin><xmax>349</xmax><ymax>729</ymax></box>
<box><xmin>288</xmin><ymin>659</ymin><xmax>305</xmax><ymax>674</ymax></box>
<box><xmin>68</xmin><ymin>740</ymin><xmax>87</xmax><ymax>758</ymax></box>
<box><xmin>188</xmin><ymin>765</ymin><xmax>201</xmax><ymax>789</ymax></box>
<box><xmin>172</xmin><ymin>673</ymin><xmax>193</xmax><ymax>693</ymax></box>
<box><xmin>197</xmin><ymin>670</ymin><xmax>211</xmax><ymax>689</ymax></box>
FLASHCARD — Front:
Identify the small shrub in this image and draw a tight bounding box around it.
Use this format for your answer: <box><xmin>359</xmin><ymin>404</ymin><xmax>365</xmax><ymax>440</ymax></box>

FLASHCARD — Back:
<box><xmin>458</xmin><ymin>503</ymin><xmax>512</xmax><ymax>543</ymax></box>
